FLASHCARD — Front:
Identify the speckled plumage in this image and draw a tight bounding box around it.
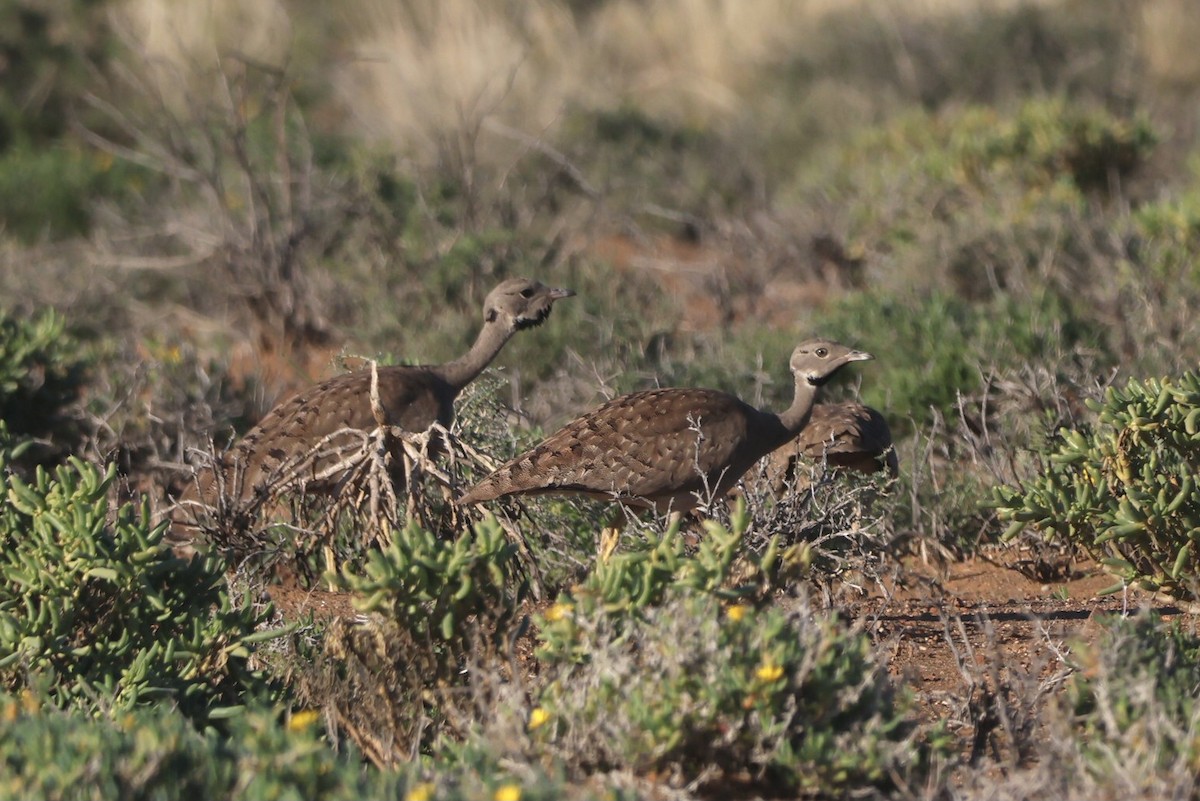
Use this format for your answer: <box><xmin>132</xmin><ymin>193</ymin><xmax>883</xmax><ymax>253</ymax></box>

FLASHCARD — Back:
<box><xmin>459</xmin><ymin>338</ymin><xmax>873</xmax><ymax>514</ymax></box>
<box><xmin>753</xmin><ymin>402</ymin><xmax>898</xmax><ymax>495</ymax></box>
<box><xmin>175</xmin><ymin>277</ymin><xmax>574</xmax><ymax>529</ymax></box>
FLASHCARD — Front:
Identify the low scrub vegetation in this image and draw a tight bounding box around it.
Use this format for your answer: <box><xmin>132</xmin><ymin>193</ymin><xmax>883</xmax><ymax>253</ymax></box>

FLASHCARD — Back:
<box><xmin>2</xmin><ymin>1</ymin><xmax>1200</xmax><ymax>799</ymax></box>
<box><xmin>532</xmin><ymin>510</ymin><xmax>943</xmax><ymax>795</ymax></box>
<box><xmin>0</xmin><ymin>429</ymin><xmax>281</xmax><ymax>726</ymax></box>
<box><xmin>0</xmin><ymin>310</ymin><xmax>91</xmax><ymax>461</ymax></box>
<box><xmin>996</xmin><ymin>370</ymin><xmax>1200</xmax><ymax>599</ymax></box>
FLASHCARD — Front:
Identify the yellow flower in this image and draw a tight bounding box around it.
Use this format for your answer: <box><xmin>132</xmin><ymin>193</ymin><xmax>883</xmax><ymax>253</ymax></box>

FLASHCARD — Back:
<box><xmin>725</xmin><ymin>604</ymin><xmax>749</xmax><ymax>622</ymax></box>
<box><xmin>543</xmin><ymin>603</ymin><xmax>572</xmax><ymax>623</ymax></box>
<box><xmin>405</xmin><ymin>782</ymin><xmax>435</xmax><ymax>801</ymax></box>
<box><xmin>494</xmin><ymin>784</ymin><xmax>522</xmax><ymax>801</ymax></box>
<box><xmin>755</xmin><ymin>662</ymin><xmax>785</xmax><ymax>683</ymax></box>
<box><xmin>287</xmin><ymin>709</ymin><xmax>321</xmax><ymax>732</ymax></box>
<box><xmin>528</xmin><ymin>706</ymin><xmax>551</xmax><ymax>730</ymax></box>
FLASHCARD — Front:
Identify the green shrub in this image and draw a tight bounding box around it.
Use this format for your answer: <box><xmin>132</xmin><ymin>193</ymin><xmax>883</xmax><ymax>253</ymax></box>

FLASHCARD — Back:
<box><xmin>825</xmin><ymin>98</ymin><xmax>1153</xmax><ymax>209</ymax></box>
<box><xmin>798</xmin><ymin>98</ymin><xmax>1155</xmax><ymax>300</ymax></box>
<box><xmin>1061</xmin><ymin>614</ymin><xmax>1200</xmax><ymax>788</ymax></box>
<box><xmin>0</xmin><ymin>695</ymin><xmax>389</xmax><ymax>801</ymax></box>
<box><xmin>814</xmin><ymin>288</ymin><xmax>1105</xmax><ymax>435</ymax></box>
<box><xmin>535</xmin><ymin>502</ymin><xmax>782</xmax><ymax>663</ymax></box>
<box><xmin>0</xmin><ymin>308</ymin><xmax>90</xmax><ymax>449</ymax></box>
<box><xmin>0</xmin><ymin>687</ymin><xmax>629</xmax><ymax>801</ymax></box>
<box><xmin>0</xmin><ymin>439</ymin><xmax>283</xmax><ymax>724</ymax></box>
<box><xmin>531</xmin><ymin>508</ymin><xmax>945</xmax><ymax>795</ymax></box>
<box><xmin>535</xmin><ymin>590</ymin><xmax>940</xmax><ymax>796</ymax></box>
<box><xmin>1130</xmin><ymin>188</ymin><xmax>1200</xmax><ymax>285</ymax></box>
<box><xmin>330</xmin><ymin>515</ymin><xmax>525</xmax><ymax>655</ymax></box>
<box><xmin>994</xmin><ymin>370</ymin><xmax>1200</xmax><ymax>598</ymax></box>
<box><xmin>415</xmin><ymin>735</ymin><xmax>642</xmax><ymax>801</ymax></box>
<box><xmin>948</xmin><ymin>98</ymin><xmax>1154</xmax><ymax>194</ymax></box>
<box><xmin>0</xmin><ymin>143</ymin><xmax>143</xmax><ymax>242</ymax></box>
<box><xmin>304</xmin><ymin>517</ymin><xmax>527</xmax><ymax>765</ymax></box>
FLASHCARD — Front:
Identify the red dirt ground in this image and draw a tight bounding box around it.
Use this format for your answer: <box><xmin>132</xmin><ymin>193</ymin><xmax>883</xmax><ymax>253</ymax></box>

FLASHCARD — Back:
<box><xmin>853</xmin><ymin>549</ymin><xmax>1191</xmax><ymax>767</ymax></box>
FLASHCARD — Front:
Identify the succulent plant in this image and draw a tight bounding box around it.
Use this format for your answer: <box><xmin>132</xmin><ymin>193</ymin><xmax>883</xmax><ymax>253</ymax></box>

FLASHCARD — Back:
<box><xmin>0</xmin><ymin>431</ymin><xmax>284</xmax><ymax>724</ymax></box>
<box><xmin>995</xmin><ymin>371</ymin><xmax>1200</xmax><ymax>597</ymax></box>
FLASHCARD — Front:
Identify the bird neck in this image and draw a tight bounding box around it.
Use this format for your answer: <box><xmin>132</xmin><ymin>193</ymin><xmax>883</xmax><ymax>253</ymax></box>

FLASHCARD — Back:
<box><xmin>776</xmin><ymin>376</ymin><xmax>820</xmax><ymax>436</ymax></box>
<box><xmin>435</xmin><ymin>319</ymin><xmax>513</xmax><ymax>392</ymax></box>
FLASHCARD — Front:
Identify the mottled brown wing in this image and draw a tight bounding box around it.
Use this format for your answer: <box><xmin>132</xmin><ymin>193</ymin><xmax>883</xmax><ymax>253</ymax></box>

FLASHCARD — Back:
<box><xmin>203</xmin><ymin>365</ymin><xmax>451</xmax><ymax>500</ymax></box>
<box><xmin>797</xmin><ymin>404</ymin><xmax>879</xmax><ymax>454</ymax></box>
<box><xmin>777</xmin><ymin>402</ymin><xmax>897</xmax><ymax>477</ymax></box>
<box><xmin>461</xmin><ymin>388</ymin><xmax>764</xmax><ymax>506</ymax></box>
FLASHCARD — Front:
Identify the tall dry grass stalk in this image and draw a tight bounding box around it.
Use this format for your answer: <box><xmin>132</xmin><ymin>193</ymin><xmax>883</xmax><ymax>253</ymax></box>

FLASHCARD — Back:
<box><xmin>334</xmin><ymin>0</ymin><xmax>580</xmax><ymax>166</ymax></box>
<box><xmin>332</xmin><ymin>0</ymin><xmax>1073</xmax><ymax>166</ymax></box>
<box><xmin>111</xmin><ymin>0</ymin><xmax>1076</xmax><ymax>166</ymax></box>
<box><xmin>112</xmin><ymin>0</ymin><xmax>294</xmax><ymax>105</ymax></box>
<box><xmin>334</xmin><ymin>0</ymin><xmax>821</xmax><ymax>153</ymax></box>
<box><xmin>581</xmin><ymin>0</ymin><xmax>814</xmax><ymax>121</ymax></box>
<box><xmin>1139</xmin><ymin>0</ymin><xmax>1200</xmax><ymax>87</ymax></box>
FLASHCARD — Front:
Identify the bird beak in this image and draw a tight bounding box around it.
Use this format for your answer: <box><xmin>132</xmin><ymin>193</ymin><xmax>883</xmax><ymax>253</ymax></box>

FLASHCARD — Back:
<box><xmin>846</xmin><ymin>349</ymin><xmax>873</xmax><ymax>362</ymax></box>
<box><xmin>548</xmin><ymin>287</ymin><xmax>576</xmax><ymax>300</ymax></box>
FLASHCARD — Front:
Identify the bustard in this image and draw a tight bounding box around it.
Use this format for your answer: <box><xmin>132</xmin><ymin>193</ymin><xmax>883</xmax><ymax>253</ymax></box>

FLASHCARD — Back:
<box><xmin>459</xmin><ymin>338</ymin><xmax>873</xmax><ymax>557</ymax></box>
<box><xmin>173</xmin><ymin>276</ymin><xmax>574</xmax><ymax>551</ymax></box>
<box><xmin>751</xmin><ymin>402</ymin><xmax>898</xmax><ymax>495</ymax></box>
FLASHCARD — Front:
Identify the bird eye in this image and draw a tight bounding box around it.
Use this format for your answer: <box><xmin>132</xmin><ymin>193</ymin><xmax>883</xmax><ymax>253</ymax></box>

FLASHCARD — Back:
<box><xmin>519</xmin><ymin>287</ymin><xmax>535</xmax><ymax>298</ymax></box>
<box><xmin>815</xmin><ymin>347</ymin><xmax>828</xmax><ymax>358</ymax></box>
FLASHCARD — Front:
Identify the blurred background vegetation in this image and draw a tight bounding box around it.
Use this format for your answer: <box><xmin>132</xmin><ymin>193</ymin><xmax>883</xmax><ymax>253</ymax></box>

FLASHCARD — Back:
<box><xmin>2</xmin><ymin>0</ymin><xmax>1196</xmax><ymax>417</ymax></box>
<box><xmin>0</xmin><ymin>0</ymin><xmax>1193</xmax><ymax>552</ymax></box>
<box><xmin>2</xmin><ymin>0</ymin><xmax>1200</xmax><ymax>798</ymax></box>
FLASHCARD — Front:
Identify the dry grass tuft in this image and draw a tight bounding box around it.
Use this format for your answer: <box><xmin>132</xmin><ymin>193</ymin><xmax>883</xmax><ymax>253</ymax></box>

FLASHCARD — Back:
<box><xmin>331</xmin><ymin>0</ymin><xmax>1080</xmax><ymax>166</ymax></box>
<box><xmin>1139</xmin><ymin>0</ymin><xmax>1200</xmax><ymax>87</ymax></box>
<box><xmin>111</xmin><ymin>0</ymin><xmax>294</xmax><ymax>104</ymax></box>
<box><xmin>334</xmin><ymin>0</ymin><xmax>580</xmax><ymax>167</ymax></box>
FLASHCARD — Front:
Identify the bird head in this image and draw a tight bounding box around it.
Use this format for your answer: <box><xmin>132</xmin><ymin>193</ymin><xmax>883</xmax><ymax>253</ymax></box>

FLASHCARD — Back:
<box><xmin>789</xmin><ymin>338</ymin><xmax>873</xmax><ymax>386</ymax></box>
<box><xmin>484</xmin><ymin>277</ymin><xmax>576</xmax><ymax>332</ymax></box>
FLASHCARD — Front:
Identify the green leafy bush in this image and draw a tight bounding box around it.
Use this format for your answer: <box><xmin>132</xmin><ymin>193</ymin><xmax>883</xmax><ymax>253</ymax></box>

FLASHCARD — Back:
<box><xmin>415</xmin><ymin>735</ymin><xmax>642</xmax><ymax>801</ymax></box>
<box><xmin>330</xmin><ymin>515</ymin><xmax>524</xmax><ymax>653</ymax></box>
<box><xmin>535</xmin><ymin>590</ymin><xmax>939</xmax><ymax>796</ymax></box>
<box><xmin>304</xmin><ymin>517</ymin><xmax>526</xmax><ymax>765</ymax></box>
<box><xmin>0</xmin><ymin>308</ymin><xmax>90</xmax><ymax>449</ymax></box>
<box><xmin>0</xmin><ymin>439</ymin><xmax>282</xmax><ymax>724</ymax></box>
<box><xmin>536</xmin><ymin>503</ymin><xmax>783</xmax><ymax>663</ymax></box>
<box><xmin>1130</xmin><ymin>187</ymin><xmax>1200</xmax><ymax>286</ymax></box>
<box><xmin>948</xmin><ymin>98</ymin><xmax>1154</xmax><ymax>194</ymax></box>
<box><xmin>826</xmin><ymin>98</ymin><xmax>1154</xmax><ymax>212</ymax></box>
<box><xmin>532</xmin><ymin>509</ymin><xmax>945</xmax><ymax>795</ymax></box>
<box><xmin>1060</xmin><ymin>614</ymin><xmax>1200</xmax><ymax>789</ymax></box>
<box><xmin>994</xmin><ymin>370</ymin><xmax>1200</xmax><ymax>598</ymax></box>
<box><xmin>801</xmin><ymin>98</ymin><xmax>1155</xmax><ymax>301</ymax></box>
<box><xmin>815</xmin><ymin>288</ymin><xmax>1105</xmax><ymax>435</ymax></box>
<box><xmin>0</xmin><ymin>695</ymin><xmax>389</xmax><ymax>801</ymax></box>
<box><xmin>0</xmin><ymin>0</ymin><xmax>142</xmax><ymax>242</ymax></box>
<box><xmin>0</xmin><ymin>143</ymin><xmax>143</xmax><ymax>242</ymax></box>
<box><xmin>0</xmin><ymin>687</ymin><xmax>622</xmax><ymax>801</ymax></box>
